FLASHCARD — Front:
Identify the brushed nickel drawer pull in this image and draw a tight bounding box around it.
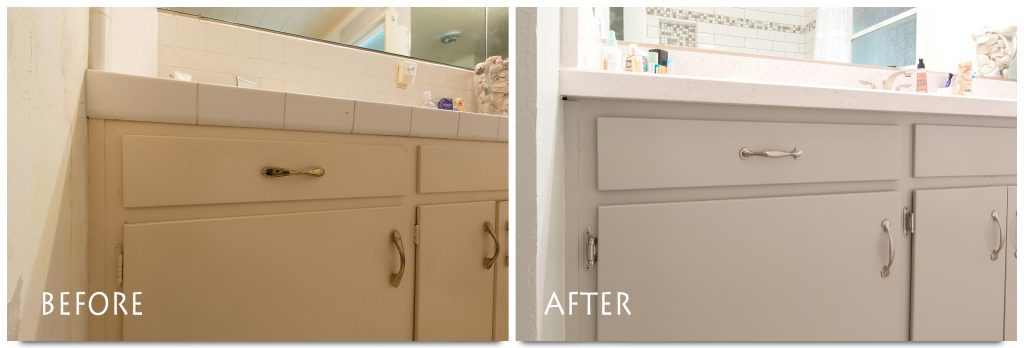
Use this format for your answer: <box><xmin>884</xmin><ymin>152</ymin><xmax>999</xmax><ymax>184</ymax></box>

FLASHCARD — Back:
<box><xmin>391</xmin><ymin>230</ymin><xmax>405</xmax><ymax>287</ymax></box>
<box><xmin>739</xmin><ymin>147</ymin><xmax>803</xmax><ymax>160</ymax></box>
<box><xmin>262</xmin><ymin>166</ymin><xmax>325</xmax><ymax>178</ymax></box>
<box><xmin>881</xmin><ymin>219</ymin><xmax>894</xmax><ymax>278</ymax></box>
<box><xmin>991</xmin><ymin>210</ymin><xmax>1004</xmax><ymax>261</ymax></box>
<box><xmin>484</xmin><ymin>221</ymin><xmax>500</xmax><ymax>270</ymax></box>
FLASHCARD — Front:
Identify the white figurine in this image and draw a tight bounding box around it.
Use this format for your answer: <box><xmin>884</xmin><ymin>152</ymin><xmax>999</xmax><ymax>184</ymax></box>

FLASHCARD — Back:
<box><xmin>971</xmin><ymin>25</ymin><xmax>1017</xmax><ymax>78</ymax></box>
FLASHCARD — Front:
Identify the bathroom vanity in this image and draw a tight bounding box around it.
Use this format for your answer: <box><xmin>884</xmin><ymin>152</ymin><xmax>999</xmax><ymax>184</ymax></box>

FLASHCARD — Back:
<box><xmin>559</xmin><ymin>69</ymin><xmax>1016</xmax><ymax>341</ymax></box>
<box><xmin>84</xmin><ymin>70</ymin><xmax>509</xmax><ymax>341</ymax></box>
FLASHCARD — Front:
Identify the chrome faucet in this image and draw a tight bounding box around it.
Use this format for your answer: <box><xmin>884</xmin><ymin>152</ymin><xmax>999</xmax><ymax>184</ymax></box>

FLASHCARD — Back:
<box><xmin>882</xmin><ymin>69</ymin><xmax>914</xmax><ymax>90</ymax></box>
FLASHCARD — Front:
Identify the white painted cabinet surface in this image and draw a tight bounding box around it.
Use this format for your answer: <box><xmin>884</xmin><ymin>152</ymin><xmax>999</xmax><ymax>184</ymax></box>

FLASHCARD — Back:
<box><xmin>597</xmin><ymin>192</ymin><xmax>905</xmax><ymax>341</ymax></box>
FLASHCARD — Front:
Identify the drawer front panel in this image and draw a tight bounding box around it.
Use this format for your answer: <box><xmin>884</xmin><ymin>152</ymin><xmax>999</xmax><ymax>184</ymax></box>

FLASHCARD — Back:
<box><xmin>122</xmin><ymin>206</ymin><xmax>413</xmax><ymax>340</ymax></box>
<box><xmin>913</xmin><ymin>125</ymin><xmax>1015</xmax><ymax>177</ymax></box>
<box><xmin>597</xmin><ymin>118</ymin><xmax>900</xmax><ymax>190</ymax></box>
<box><xmin>418</xmin><ymin>145</ymin><xmax>508</xmax><ymax>193</ymax></box>
<box><xmin>597</xmin><ymin>192</ymin><xmax>906</xmax><ymax>341</ymax></box>
<box><xmin>122</xmin><ymin>135</ymin><xmax>409</xmax><ymax>208</ymax></box>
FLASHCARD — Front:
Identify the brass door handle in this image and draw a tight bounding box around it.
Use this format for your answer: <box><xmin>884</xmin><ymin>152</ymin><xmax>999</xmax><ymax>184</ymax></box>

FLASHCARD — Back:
<box><xmin>992</xmin><ymin>210</ymin><xmax>1005</xmax><ymax>261</ymax></box>
<box><xmin>739</xmin><ymin>146</ymin><xmax>803</xmax><ymax>160</ymax></box>
<box><xmin>881</xmin><ymin>219</ymin><xmax>894</xmax><ymax>278</ymax></box>
<box><xmin>390</xmin><ymin>230</ymin><xmax>405</xmax><ymax>287</ymax></box>
<box><xmin>262</xmin><ymin>166</ymin><xmax>325</xmax><ymax>177</ymax></box>
<box><xmin>484</xmin><ymin>222</ymin><xmax>499</xmax><ymax>269</ymax></box>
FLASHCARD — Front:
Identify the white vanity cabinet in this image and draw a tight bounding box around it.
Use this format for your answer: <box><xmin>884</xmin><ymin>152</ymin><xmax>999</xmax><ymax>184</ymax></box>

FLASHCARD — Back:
<box><xmin>911</xmin><ymin>186</ymin><xmax>1009</xmax><ymax>341</ymax></box>
<box><xmin>561</xmin><ymin>97</ymin><xmax>1016</xmax><ymax>342</ymax></box>
<box><xmin>597</xmin><ymin>192</ymin><xmax>906</xmax><ymax>341</ymax></box>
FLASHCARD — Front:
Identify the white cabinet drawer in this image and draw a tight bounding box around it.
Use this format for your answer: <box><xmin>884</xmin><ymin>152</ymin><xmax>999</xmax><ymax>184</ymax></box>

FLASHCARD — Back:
<box><xmin>913</xmin><ymin>125</ymin><xmax>1015</xmax><ymax>177</ymax></box>
<box><xmin>597</xmin><ymin>118</ymin><xmax>900</xmax><ymax>190</ymax></box>
<box><xmin>418</xmin><ymin>145</ymin><xmax>508</xmax><ymax>193</ymax></box>
<box><xmin>597</xmin><ymin>191</ymin><xmax>906</xmax><ymax>340</ymax></box>
<box><xmin>122</xmin><ymin>135</ymin><xmax>409</xmax><ymax>208</ymax></box>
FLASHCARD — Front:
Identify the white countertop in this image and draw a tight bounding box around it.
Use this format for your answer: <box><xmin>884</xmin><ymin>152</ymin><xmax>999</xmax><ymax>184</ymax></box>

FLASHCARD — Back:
<box><xmin>85</xmin><ymin>70</ymin><xmax>508</xmax><ymax>142</ymax></box>
<box><xmin>560</xmin><ymin>69</ymin><xmax>1017</xmax><ymax>118</ymax></box>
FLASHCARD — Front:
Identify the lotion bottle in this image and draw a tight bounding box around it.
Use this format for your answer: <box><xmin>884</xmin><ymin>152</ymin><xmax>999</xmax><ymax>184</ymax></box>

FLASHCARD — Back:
<box><xmin>916</xmin><ymin>58</ymin><xmax>928</xmax><ymax>93</ymax></box>
<box><xmin>601</xmin><ymin>30</ymin><xmax>623</xmax><ymax>71</ymax></box>
<box><xmin>625</xmin><ymin>44</ymin><xmax>642</xmax><ymax>72</ymax></box>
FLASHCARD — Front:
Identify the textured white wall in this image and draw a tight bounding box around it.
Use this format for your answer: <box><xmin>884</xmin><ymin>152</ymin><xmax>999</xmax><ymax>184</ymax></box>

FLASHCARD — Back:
<box><xmin>7</xmin><ymin>7</ymin><xmax>91</xmax><ymax>340</ymax></box>
<box><xmin>89</xmin><ymin>7</ymin><xmax>158</xmax><ymax>76</ymax></box>
<box><xmin>516</xmin><ymin>7</ymin><xmax>566</xmax><ymax>341</ymax></box>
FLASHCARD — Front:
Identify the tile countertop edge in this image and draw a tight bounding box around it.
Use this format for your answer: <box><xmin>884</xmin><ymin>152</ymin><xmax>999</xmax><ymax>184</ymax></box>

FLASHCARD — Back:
<box><xmin>559</xmin><ymin>69</ymin><xmax>1017</xmax><ymax>118</ymax></box>
<box><xmin>84</xmin><ymin>69</ymin><xmax>508</xmax><ymax>143</ymax></box>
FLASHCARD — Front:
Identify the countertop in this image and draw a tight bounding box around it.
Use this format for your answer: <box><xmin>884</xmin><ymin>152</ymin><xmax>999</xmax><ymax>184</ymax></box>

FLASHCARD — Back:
<box><xmin>560</xmin><ymin>69</ymin><xmax>1017</xmax><ymax>118</ymax></box>
<box><xmin>85</xmin><ymin>69</ymin><xmax>508</xmax><ymax>142</ymax></box>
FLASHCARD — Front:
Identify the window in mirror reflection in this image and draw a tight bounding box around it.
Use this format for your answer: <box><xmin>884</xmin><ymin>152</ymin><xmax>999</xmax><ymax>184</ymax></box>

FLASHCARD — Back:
<box><xmin>163</xmin><ymin>7</ymin><xmax>508</xmax><ymax>69</ymax></box>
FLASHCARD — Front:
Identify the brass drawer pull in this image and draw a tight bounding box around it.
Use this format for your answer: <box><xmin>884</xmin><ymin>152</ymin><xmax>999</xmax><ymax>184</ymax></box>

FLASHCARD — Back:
<box><xmin>881</xmin><ymin>219</ymin><xmax>894</xmax><ymax>278</ymax></box>
<box><xmin>484</xmin><ymin>222</ymin><xmax>500</xmax><ymax>270</ymax></box>
<box><xmin>262</xmin><ymin>166</ymin><xmax>325</xmax><ymax>178</ymax></box>
<box><xmin>739</xmin><ymin>147</ymin><xmax>803</xmax><ymax>160</ymax></box>
<box><xmin>391</xmin><ymin>230</ymin><xmax>405</xmax><ymax>287</ymax></box>
<box><xmin>991</xmin><ymin>210</ymin><xmax>1005</xmax><ymax>261</ymax></box>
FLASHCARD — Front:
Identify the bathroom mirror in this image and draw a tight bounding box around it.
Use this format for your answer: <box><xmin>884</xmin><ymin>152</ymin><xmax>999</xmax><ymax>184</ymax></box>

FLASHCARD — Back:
<box><xmin>162</xmin><ymin>7</ymin><xmax>509</xmax><ymax>69</ymax></box>
<box><xmin>612</xmin><ymin>7</ymin><xmax>1017</xmax><ymax>79</ymax></box>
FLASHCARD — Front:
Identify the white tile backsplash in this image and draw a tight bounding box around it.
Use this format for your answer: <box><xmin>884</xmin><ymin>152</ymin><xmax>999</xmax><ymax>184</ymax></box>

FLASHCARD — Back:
<box><xmin>158</xmin><ymin>11</ymin><xmax>477</xmax><ymax>112</ymax></box>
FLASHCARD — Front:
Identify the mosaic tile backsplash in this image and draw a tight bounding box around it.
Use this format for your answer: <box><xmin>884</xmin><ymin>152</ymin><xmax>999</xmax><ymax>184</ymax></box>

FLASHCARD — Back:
<box><xmin>642</xmin><ymin>7</ymin><xmax>816</xmax><ymax>59</ymax></box>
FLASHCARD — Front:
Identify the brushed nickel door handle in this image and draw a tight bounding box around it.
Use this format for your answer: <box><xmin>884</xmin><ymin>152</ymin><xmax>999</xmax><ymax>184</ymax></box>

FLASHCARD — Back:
<box><xmin>991</xmin><ymin>210</ymin><xmax>1005</xmax><ymax>261</ymax></box>
<box><xmin>390</xmin><ymin>230</ymin><xmax>405</xmax><ymax>287</ymax></box>
<box><xmin>262</xmin><ymin>166</ymin><xmax>325</xmax><ymax>177</ymax></box>
<box><xmin>738</xmin><ymin>146</ymin><xmax>803</xmax><ymax>160</ymax></box>
<box><xmin>484</xmin><ymin>222</ymin><xmax>499</xmax><ymax>270</ymax></box>
<box><xmin>881</xmin><ymin>219</ymin><xmax>894</xmax><ymax>278</ymax></box>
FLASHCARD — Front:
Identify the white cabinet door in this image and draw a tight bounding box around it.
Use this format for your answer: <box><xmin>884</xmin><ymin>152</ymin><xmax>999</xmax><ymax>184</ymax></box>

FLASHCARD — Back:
<box><xmin>494</xmin><ymin>201</ymin><xmax>509</xmax><ymax>341</ymax></box>
<box><xmin>122</xmin><ymin>206</ymin><xmax>412</xmax><ymax>340</ymax></box>
<box><xmin>597</xmin><ymin>192</ymin><xmax>905</xmax><ymax>341</ymax></box>
<box><xmin>912</xmin><ymin>186</ymin><xmax>1007</xmax><ymax>341</ymax></box>
<box><xmin>415</xmin><ymin>201</ymin><xmax>496</xmax><ymax>341</ymax></box>
<box><xmin>1007</xmin><ymin>186</ymin><xmax>1017</xmax><ymax>341</ymax></box>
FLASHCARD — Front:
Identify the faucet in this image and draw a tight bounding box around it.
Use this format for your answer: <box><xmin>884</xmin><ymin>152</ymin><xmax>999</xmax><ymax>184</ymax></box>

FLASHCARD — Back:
<box><xmin>882</xmin><ymin>69</ymin><xmax>914</xmax><ymax>90</ymax></box>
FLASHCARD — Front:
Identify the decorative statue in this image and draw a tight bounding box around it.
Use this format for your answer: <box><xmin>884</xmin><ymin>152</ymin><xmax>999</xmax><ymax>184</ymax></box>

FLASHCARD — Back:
<box><xmin>971</xmin><ymin>25</ymin><xmax>1017</xmax><ymax>78</ymax></box>
<box><xmin>954</xmin><ymin>61</ymin><xmax>975</xmax><ymax>96</ymax></box>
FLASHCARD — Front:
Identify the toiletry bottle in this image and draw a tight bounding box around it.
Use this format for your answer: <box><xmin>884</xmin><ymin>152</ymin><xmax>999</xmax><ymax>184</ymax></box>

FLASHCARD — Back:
<box><xmin>647</xmin><ymin>51</ymin><xmax>658</xmax><ymax>73</ymax></box>
<box><xmin>625</xmin><ymin>44</ymin><xmax>642</xmax><ymax>73</ymax></box>
<box><xmin>916</xmin><ymin>59</ymin><xmax>928</xmax><ymax>93</ymax></box>
<box><xmin>422</xmin><ymin>91</ymin><xmax>435</xmax><ymax>107</ymax></box>
<box><xmin>602</xmin><ymin>30</ymin><xmax>623</xmax><ymax>71</ymax></box>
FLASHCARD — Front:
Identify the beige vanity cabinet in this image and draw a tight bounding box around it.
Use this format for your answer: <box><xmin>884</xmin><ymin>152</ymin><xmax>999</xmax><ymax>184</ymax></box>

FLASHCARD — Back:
<box><xmin>494</xmin><ymin>201</ymin><xmax>509</xmax><ymax>341</ymax></box>
<box><xmin>121</xmin><ymin>207</ymin><xmax>413</xmax><ymax>341</ymax></box>
<box><xmin>596</xmin><ymin>192</ymin><xmax>906</xmax><ymax>341</ymax></box>
<box><xmin>911</xmin><ymin>186</ymin><xmax>1009</xmax><ymax>341</ymax></box>
<box><xmin>1007</xmin><ymin>187</ymin><xmax>1017</xmax><ymax>341</ymax></box>
<box><xmin>415</xmin><ymin>201</ymin><xmax>498</xmax><ymax>341</ymax></box>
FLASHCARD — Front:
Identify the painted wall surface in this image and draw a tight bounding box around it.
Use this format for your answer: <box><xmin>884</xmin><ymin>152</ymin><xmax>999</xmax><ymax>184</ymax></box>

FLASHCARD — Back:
<box><xmin>89</xmin><ymin>8</ymin><xmax>158</xmax><ymax>77</ymax></box>
<box><xmin>517</xmin><ymin>7</ymin><xmax>566</xmax><ymax>341</ymax></box>
<box><xmin>7</xmin><ymin>7</ymin><xmax>90</xmax><ymax>340</ymax></box>
<box><xmin>157</xmin><ymin>11</ymin><xmax>478</xmax><ymax>111</ymax></box>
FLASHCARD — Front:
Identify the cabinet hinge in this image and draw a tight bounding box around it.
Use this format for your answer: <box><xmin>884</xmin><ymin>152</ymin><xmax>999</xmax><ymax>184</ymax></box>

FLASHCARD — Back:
<box><xmin>904</xmin><ymin>206</ymin><xmax>915</xmax><ymax>237</ymax></box>
<box><xmin>413</xmin><ymin>225</ymin><xmax>421</xmax><ymax>245</ymax></box>
<box><xmin>115</xmin><ymin>243</ymin><xmax>124</xmax><ymax>287</ymax></box>
<box><xmin>585</xmin><ymin>227</ymin><xmax>597</xmax><ymax>271</ymax></box>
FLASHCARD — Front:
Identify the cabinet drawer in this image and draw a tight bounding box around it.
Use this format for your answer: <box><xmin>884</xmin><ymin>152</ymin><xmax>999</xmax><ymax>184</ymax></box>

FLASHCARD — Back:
<box><xmin>418</xmin><ymin>145</ymin><xmax>508</xmax><ymax>193</ymax></box>
<box><xmin>597</xmin><ymin>191</ymin><xmax>906</xmax><ymax>340</ymax></box>
<box><xmin>913</xmin><ymin>125</ymin><xmax>1015</xmax><ymax>177</ymax></box>
<box><xmin>122</xmin><ymin>135</ymin><xmax>409</xmax><ymax>208</ymax></box>
<box><xmin>597</xmin><ymin>118</ymin><xmax>899</xmax><ymax>190</ymax></box>
<box><xmin>122</xmin><ymin>206</ymin><xmax>413</xmax><ymax>340</ymax></box>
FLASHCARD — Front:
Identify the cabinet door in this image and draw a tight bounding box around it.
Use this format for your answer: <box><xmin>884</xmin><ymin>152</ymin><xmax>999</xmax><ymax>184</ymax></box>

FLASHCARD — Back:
<box><xmin>1007</xmin><ymin>186</ymin><xmax>1017</xmax><ymax>341</ymax></box>
<box><xmin>122</xmin><ymin>206</ymin><xmax>412</xmax><ymax>340</ymax></box>
<box><xmin>416</xmin><ymin>201</ymin><xmax>496</xmax><ymax>341</ymax></box>
<box><xmin>597</xmin><ymin>192</ymin><xmax>905</xmax><ymax>341</ymax></box>
<box><xmin>912</xmin><ymin>186</ymin><xmax>1007</xmax><ymax>341</ymax></box>
<box><xmin>494</xmin><ymin>201</ymin><xmax>509</xmax><ymax>340</ymax></box>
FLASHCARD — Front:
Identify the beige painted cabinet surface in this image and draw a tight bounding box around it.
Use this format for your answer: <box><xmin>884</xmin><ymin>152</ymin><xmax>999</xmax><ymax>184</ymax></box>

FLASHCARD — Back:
<box><xmin>597</xmin><ymin>192</ymin><xmax>906</xmax><ymax>341</ymax></box>
<box><xmin>1006</xmin><ymin>187</ymin><xmax>1017</xmax><ymax>341</ymax></box>
<box><xmin>911</xmin><ymin>186</ymin><xmax>1008</xmax><ymax>341</ymax></box>
<box><xmin>494</xmin><ymin>201</ymin><xmax>509</xmax><ymax>341</ymax></box>
<box><xmin>415</xmin><ymin>201</ymin><xmax>497</xmax><ymax>341</ymax></box>
<box><xmin>122</xmin><ymin>206</ymin><xmax>412</xmax><ymax>340</ymax></box>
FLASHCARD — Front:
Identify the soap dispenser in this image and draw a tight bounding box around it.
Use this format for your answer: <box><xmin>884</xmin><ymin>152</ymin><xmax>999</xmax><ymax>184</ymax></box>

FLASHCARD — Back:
<box><xmin>916</xmin><ymin>59</ymin><xmax>928</xmax><ymax>93</ymax></box>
